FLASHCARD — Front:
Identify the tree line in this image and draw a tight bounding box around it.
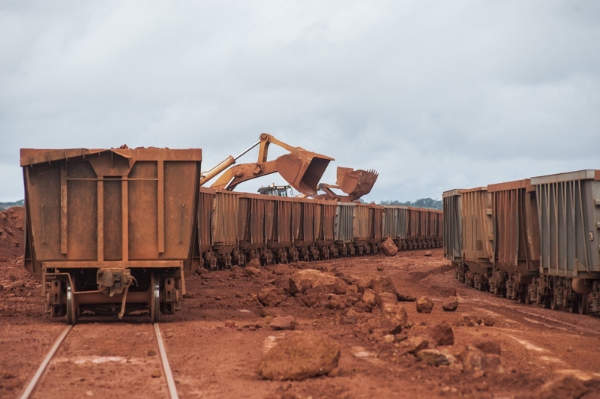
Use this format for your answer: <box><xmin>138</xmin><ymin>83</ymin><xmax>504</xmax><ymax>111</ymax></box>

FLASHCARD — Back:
<box><xmin>379</xmin><ymin>198</ymin><xmax>442</xmax><ymax>210</ymax></box>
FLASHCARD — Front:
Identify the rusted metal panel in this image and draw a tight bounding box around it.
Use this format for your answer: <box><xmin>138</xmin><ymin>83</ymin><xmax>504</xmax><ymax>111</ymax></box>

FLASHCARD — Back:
<box><xmin>318</xmin><ymin>202</ymin><xmax>336</xmax><ymax>243</ymax></box>
<box><xmin>488</xmin><ymin>179</ymin><xmax>540</xmax><ymax>276</ymax></box>
<box><xmin>353</xmin><ymin>204</ymin><xmax>370</xmax><ymax>241</ymax></box>
<box><xmin>335</xmin><ymin>203</ymin><xmax>355</xmax><ymax>243</ymax></box>
<box><xmin>275</xmin><ymin>198</ymin><xmax>293</xmax><ymax>247</ymax></box>
<box><xmin>382</xmin><ymin>206</ymin><xmax>398</xmax><ymax>239</ymax></box>
<box><xmin>531</xmin><ymin>170</ymin><xmax>600</xmax><ymax>277</ymax></box>
<box><xmin>22</xmin><ymin>147</ymin><xmax>202</xmax><ymax>279</ymax></box>
<box><xmin>460</xmin><ymin>187</ymin><xmax>494</xmax><ymax>270</ymax></box>
<box><xmin>443</xmin><ymin>190</ymin><xmax>463</xmax><ymax>263</ymax></box>
<box><xmin>367</xmin><ymin>204</ymin><xmax>383</xmax><ymax>243</ymax></box>
<box><xmin>238</xmin><ymin>193</ymin><xmax>266</xmax><ymax>249</ymax></box>
<box><xmin>407</xmin><ymin>208</ymin><xmax>421</xmax><ymax>239</ymax></box>
<box><xmin>199</xmin><ymin>188</ymin><xmax>214</xmax><ymax>253</ymax></box>
<box><xmin>212</xmin><ymin>190</ymin><xmax>239</xmax><ymax>247</ymax></box>
<box><xmin>291</xmin><ymin>201</ymin><xmax>303</xmax><ymax>243</ymax></box>
<box><xmin>396</xmin><ymin>207</ymin><xmax>408</xmax><ymax>239</ymax></box>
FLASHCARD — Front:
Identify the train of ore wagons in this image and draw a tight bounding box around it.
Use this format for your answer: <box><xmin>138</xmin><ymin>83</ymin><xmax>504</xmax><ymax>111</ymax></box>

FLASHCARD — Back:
<box><xmin>19</xmin><ymin>146</ymin><xmax>600</xmax><ymax>323</ymax></box>
<box><xmin>444</xmin><ymin>170</ymin><xmax>600</xmax><ymax>316</ymax></box>
<box><xmin>20</xmin><ymin>147</ymin><xmax>441</xmax><ymax>324</ymax></box>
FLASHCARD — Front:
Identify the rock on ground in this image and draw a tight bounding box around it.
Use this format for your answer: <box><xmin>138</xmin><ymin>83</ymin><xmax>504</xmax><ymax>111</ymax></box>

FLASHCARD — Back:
<box><xmin>288</xmin><ymin>269</ymin><xmax>342</xmax><ymax>295</ymax></box>
<box><xmin>417</xmin><ymin>349</ymin><xmax>452</xmax><ymax>366</ymax></box>
<box><xmin>442</xmin><ymin>296</ymin><xmax>458</xmax><ymax>311</ymax></box>
<box><xmin>371</xmin><ymin>276</ymin><xmax>396</xmax><ymax>295</ymax></box>
<box><xmin>257</xmin><ymin>287</ymin><xmax>287</xmax><ymax>307</ymax></box>
<box><xmin>399</xmin><ymin>336</ymin><xmax>429</xmax><ymax>355</ymax></box>
<box><xmin>472</xmin><ymin>338</ymin><xmax>501</xmax><ymax>355</ymax></box>
<box><xmin>416</xmin><ymin>296</ymin><xmax>434</xmax><ymax>313</ymax></box>
<box><xmin>375</xmin><ymin>292</ymin><xmax>398</xmax><ymax>308</ymax></box>
<box><xmin>460</xmin><ymin>347</ymin><xmax>502</xmax><ymax>373</ymax></box>
<box><xmin>428</xmin><ymin>322</ymin><xmax>454</xmax><ymax>346</ymax></box>
<box><xmin>245</xmin><ymin>266</ymin><xmax>261</xmax><ymax>277</ymax></box>
<box><xmin>361</xmin><ymin>289</ymin><xmax>376</xmax><ymax>306</ymax></box>
<box><xmin>381</xmin><ymin>303</ymin><xmax>410</xmax><ymax>334</ymax></box>
<box><xmin>380</xmin><ymin>237</ymin><xmax>398</xmax><ymax>256</ymax></box>
<box><xmin>270</xmin><ymin>316</ymin><xmax>297</xmax><ymax>330</ymax></box>
<box><xmin>396</xmin><ymin>290</ymin><xmax>416</xmax><ymax>302</ymax></box>
<box><xmin>258</xmin><ymin>331</ymin><xmax>341</xmax><ymax>381</ymax></box>
<box><xmin>246</xmin><ymin>258</ymin><xmax>261</xmax><ymax>268</ymax></box>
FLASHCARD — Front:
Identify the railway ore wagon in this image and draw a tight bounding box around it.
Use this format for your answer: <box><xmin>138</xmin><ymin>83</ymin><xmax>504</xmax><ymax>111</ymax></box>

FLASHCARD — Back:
<box><xmin>335</xmin><ymin>202</ymin><xmax>356</xmax><ymax>256</ymax></box>
<box><xmin>316</xmin><ymin>201</ymin><xmax>337</xmax><ymax>259</ymax></box>
<box><xmin>367</xmin><ymin>203</ymin><xmax>384</xmax><ymax>254</ymax></box>
<box><xmin>199</xmin><ymin>188</ymin><xmax>240</xmax><ymax>269</ymax></box>
<box><xmin>427</xmin><ymin>210</ymin><xmax>443</xmax><ymax>248</ymax></box>
<box><xmin>487</xmin><ymin>179</ymin><xmax>540</xmax><ymax>302</ymax></box>
<box><xmin>21</xmin><ymin>147</ymin><xmax>202</xmax><ymax>324</ymax></box>
<box><xmin>531</xmin><ymin>170</ymin><xmax>600</xmax><ymax>314</ymax></box>
<box><xmin>353</xmin><ymin>203</ymin><xmax>371</xmax><ymax>256</ymax></box>
<box><xmin>460</xmin><ymin>187</ymin><xmax>494</xmax><ymax>291</ymax></box>
<box><xmin>406</xmin><ymin>207</ymin><xmax>426</xmax><ymax>250</ymax></box>
<box><xmin>382</xmin><ymin>205</ymin><xmax>408</xmax><ymax>250</ymax></box>
<box><xmin>294</xmin><ymin>197</ymin><xmax>328</xmax><ymax>261</ymax></box>
<box><xmin>443</xmin><ymin>189</ymin><xmax>464</xmax><ymax>280</ymax></box>
<box><xmin>238</xmin><ymin>193</ymin><xmax>268</xmax><ymax>264</ymax></box>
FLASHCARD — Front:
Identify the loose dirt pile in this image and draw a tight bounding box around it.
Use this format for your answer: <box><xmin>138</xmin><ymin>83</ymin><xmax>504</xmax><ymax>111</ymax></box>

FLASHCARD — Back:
<box><xmin>0</xmin><ymin>206</ymin><xmax>24</xmax><ymax>262</ymax></box>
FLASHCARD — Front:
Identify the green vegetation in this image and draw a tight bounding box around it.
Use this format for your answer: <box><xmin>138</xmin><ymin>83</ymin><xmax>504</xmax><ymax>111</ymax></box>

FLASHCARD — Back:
<box><xmin>0</xmin><ymin>199</ymin><xmax>24</xmax><ymax>210</ymax></box>
<box><xmin>379</xmin><ymin>198</ymin><xmax>441</xmax><ymax>210</ymax></box>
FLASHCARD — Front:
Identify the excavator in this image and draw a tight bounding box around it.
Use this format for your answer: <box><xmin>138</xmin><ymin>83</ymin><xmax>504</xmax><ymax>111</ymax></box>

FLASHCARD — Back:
<box><xmin>316</xmin><ymin>167</ymin><xmax>379</xmax><ymax>202</ymax></box>
<box><xmin>200</xmin><ymin>133</ymin><xmax>378</xmax><ymax>202</ymax></box>
<box><xmin>200</xmin><ymin>133</ymin><xmax>332</xmax><ymax>196</ymax></box>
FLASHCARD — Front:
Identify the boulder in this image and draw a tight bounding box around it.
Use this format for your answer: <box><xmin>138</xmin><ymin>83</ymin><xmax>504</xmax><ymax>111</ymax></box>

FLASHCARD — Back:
<box><xmin>536</xmin><ymin>376</ymin><xmax>595</xmax><ymax>399</ymax></box>
<box><xmin>472</xmin><ymin>338</ymin><xmax>501</xmax><ymax>355</ymax></box>
<box><xmin>428</xmin><ymin>322</ymin><xmax>454</xmax><ymax>346</ymax></box>
<box><xmin>245</xmin><ymin>266</ymin><xmax>261</xmax><ymax>277</ymax></box>
<box><xmin>257</xmin><ymin>287</ymin><xmax>287</xmax><ymax>307</ymax></box>
<box><xmin>356</xmin><ymin>278</ymin><xmax>373</xmax><ymax>293</ymax></box>
<box><xmin>258</xmin><ymin>331</ymin><xmax>341</xmax><ymax>381</ymax></box>
<box><xmin>381</xmin><ymin>303</ymin><xmax>409</xmax><ymax>334</ymax></box>
<box><xmin>460</xmin><ymin>347</ymin><xmax>502</xmax><ymax>373</ymax></box>
<box><xmin>371</xmin><ymin>276</ymin><xmax>397</xmax><ymax>295</ymax></box>
<box><xmin>270</xmin><ymin>316</ymin><xmax>297</xmax><ymax>331</ymax></box>
<box><xmin>380</xmin><ymin>237</ymin><xmax>398</xmax><ymax>256</ymax></box>
<box><xmin>482</xmin><ymin>316</ymin><xmax>496</xmax><ymax>327</ymax></box>
<box><xmin>288</xmin><ymin>269</ymin><xmax>340</xmax><ymax>295</ymax></box>
<box><xmin>417</xmin><ymin>349</ymin><xmax>452</xmax><ymax>366</ymax></box>
<box><xmin>424</xmin><ymin>251</ymin><xmax>433</xmax><ymax>256</ymax></box>
<box><xmin>396</xmin><ymin>290</ymin><xmax>416</xmax><ymax>302</ymax></box>
<box><xmin>333</xmin><ymin>278</ymin><xmax>348</xmax><ymax>295</ymax></box>
<box><xmin>375</xmin><ymin>292</ymin><xmax>398</xmax><ymax>308</ymax></box>
<box><xmin>463</xmin><ymin>315</ymin><xmax>482</xmax><ymax>327</ymax></box>
<box><xmin>399</xmin><ymin>336</ymin><xmax>429</xmax><ymax>354</ymax></box>
<box><xmin>247</xmin><ymin>258</ymin><xmax>261</xmax><ymax>268</ymax></box>
<box><xmin>416</xmin><ymin>296</ymin><xmax>434</xmax><ymax>313</ymax></box>
<box><xmin>442</xmin><ymin>296</ymin><xmax>459</xmax><ymax>311</ymax></box>
<box><xmin>325</xmin><ymin>294</ymin><xmax>347</xmax><ymax>310</ymax></box>
<box><xmin>361</xmin><ymin>289</ymin><xmax>376</xmax><ymax>306</ymax></box>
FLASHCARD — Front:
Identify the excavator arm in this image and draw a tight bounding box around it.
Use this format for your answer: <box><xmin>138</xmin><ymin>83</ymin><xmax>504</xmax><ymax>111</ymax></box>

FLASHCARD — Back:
<box><xmin>200</xmin><ymin>133</ymin><xmax>334</xmax><ymax>196</ymax></box>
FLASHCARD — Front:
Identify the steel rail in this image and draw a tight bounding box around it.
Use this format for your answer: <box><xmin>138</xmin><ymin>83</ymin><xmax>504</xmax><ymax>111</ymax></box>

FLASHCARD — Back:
<box><xmin>19</xmin><ymin>325</ymin><xmax>73</xmax><ymax>399</ymax></box>
<box><xmin>154</xmin><ymin>323</ymin><xmax>179</xmax><ymax>399</ymax></box>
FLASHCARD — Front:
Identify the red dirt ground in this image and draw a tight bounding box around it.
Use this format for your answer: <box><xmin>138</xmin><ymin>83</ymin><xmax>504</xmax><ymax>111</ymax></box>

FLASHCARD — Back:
<box><xmin>1</xmin><ymin>207</ymin><xmax>600</xmax><ymax>399</ymax></box>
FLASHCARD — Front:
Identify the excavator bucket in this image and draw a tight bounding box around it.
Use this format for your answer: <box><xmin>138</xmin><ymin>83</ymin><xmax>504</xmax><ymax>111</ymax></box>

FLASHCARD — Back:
<box><xmin>336</xmin><ymin>167</ymin><xmax>379</xmax><ymax>198</ymax></box>
<box><xmin>277</xmin><ymin>150</ymin><xmax>333</xmax><ymax>196</ymax></box>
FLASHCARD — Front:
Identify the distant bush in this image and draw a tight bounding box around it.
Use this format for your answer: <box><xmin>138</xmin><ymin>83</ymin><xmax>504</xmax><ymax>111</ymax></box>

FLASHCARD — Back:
<box><xmin>379</xmin><ymin>198</ymin><xmax>441</xmax><ymax>210</ymax></box>
<box><xmin>0</xmin><ymin>199</ymin><xmax>24</xmax><ymax>210</ymax></box>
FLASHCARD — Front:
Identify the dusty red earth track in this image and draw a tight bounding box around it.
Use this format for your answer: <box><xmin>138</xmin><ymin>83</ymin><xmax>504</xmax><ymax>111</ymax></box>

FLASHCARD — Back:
<box><xmin>2</xmin><ymin>207</ymin><xmax>600</xmax><ymax>399</ymax></box>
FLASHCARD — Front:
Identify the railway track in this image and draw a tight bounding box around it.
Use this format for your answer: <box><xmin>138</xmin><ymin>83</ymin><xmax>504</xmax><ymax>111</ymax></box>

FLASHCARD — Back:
<box><xmin>19</xmin><ymin>323</ymin><xmax>179</xmax><ymax>399</ymax></box>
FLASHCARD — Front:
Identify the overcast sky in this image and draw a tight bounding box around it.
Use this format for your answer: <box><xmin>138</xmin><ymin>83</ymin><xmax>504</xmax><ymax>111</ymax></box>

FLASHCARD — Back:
<box><xmin>1</xmin><ymin>1</ymin><xmax>599</xmax><ymax>203</ymax></box>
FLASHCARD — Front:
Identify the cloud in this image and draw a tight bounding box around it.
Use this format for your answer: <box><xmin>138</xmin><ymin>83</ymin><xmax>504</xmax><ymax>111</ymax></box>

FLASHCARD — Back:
<box><xmin>1</xmin><ymin>1</ymin><xmax>599</xmax><ymax>202</ymax></box>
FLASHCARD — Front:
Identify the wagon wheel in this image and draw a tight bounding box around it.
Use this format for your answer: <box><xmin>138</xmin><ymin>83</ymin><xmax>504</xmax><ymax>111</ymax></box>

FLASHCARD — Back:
<box><xmin>549</xmin><ymin>290</ymin><xmax>558</xmax><ymax>310</ymax></box>
<box><xmin>150</xmin><ymin>272</ymin><xmax>161</xmax><ymax>323</ymax></box>
<box><xmin>567</xmin><ymin>297</ymin><xmax>579</xmax><ymax>314</ymax></box>
<box><xmin>578</xmin><ymin>294</ymin><xmax>589</xmax><ymax>315</ymax></box>
<box><xmin>66</xmin><ymin>282</ymin><xmax>78</xmax><ymax>325</ymax></box>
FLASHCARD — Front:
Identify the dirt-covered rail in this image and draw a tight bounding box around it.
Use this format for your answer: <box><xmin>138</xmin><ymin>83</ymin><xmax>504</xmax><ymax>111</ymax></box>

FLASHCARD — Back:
<box><xmin>19</xmin><ymin>323</ymin><xmax>179</xmax><ymax>399</ymax></box>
